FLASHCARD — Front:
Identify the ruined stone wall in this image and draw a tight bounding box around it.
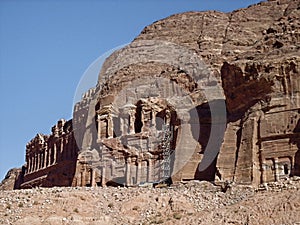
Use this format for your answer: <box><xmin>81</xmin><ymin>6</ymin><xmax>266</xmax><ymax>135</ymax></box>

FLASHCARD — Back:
<box><xmin>21</xmin><ymin>119</ymin><xmax>79</xmax><ymax>188</ymax></box>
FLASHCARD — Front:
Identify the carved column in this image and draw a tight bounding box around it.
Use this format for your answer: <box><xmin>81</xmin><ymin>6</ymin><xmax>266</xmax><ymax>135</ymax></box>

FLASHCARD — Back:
<box><xmin>53</xmin><ymin>143</ymin><xmax>57</xmax><ymax>165</ymax></box>
<box><xmin>32</xmin><ymin>154</ymin><xmax>35</xmax><ymax>172</ymax></box>
<box><xmin>125</xmin><ymin>158</ymin><xmax>131</xmax><ymax>186</ymax></box>
<box><xmin>128</xmin><ymin>106</ymin><xmax>136</xmax><ymax>135</ymax></box>
<box><xmin>147</xmin><ymin>159</ymin><xmax>152</xmax><ymax>182</ymax></box>
<box><xmin>107</xmin><ymin>116</ymin><xmax>113</xmax><ymax>138</ymax></box>
<box><xmin>39</xmin><ymin>151</ymin><xmax>43</xmax><ymax>170</ymax></box>
<box><xmin>136</xmin><ymin>161</ymin><xmax>141</xmax><ymax>185</ymax></box>
<box><xmin>97</xmin><ymin>114</ymin><xmax>102</xmax><ymax>141</ymax></box>
<box><xmin>90</xmin><ymin>169</ymin><xmax>96</xmax><ymax>187</ymax></box>
<box><xmin>60</xmin><ymin>138</ymin><xmax>64</xmax><ymax>162</ymax></box>
<box><xmin>37</xmin><ymin>152</ymin><xmax>40</xmax><ymax>171</ymax></box>
<box><xmin>39</xmin><ymin>150</ymin><xmax>43</xmax><ymax>169</ymax></box>
<box><xmin>165</xmin><ymin>109</ymin><xmax>171</xmax><ymax>125</ymax></box>
<box><xmin>41</xmin><ymin>151</ymin><xmax>44</xmax><ymax>169</ymax></box>
<box><xmin>38</xmin><ymin>151</ymin><xmax>41</xmax><ymax>169</ymax></box>
<box><xmin>261</xmin><ymin>159</ymin><xmax>267</xmax><ymax>184</ymax></box>
<box><xmin>274</xmin><ymin>158</ymin><xmax>279</xmax><ymax>181</ymax></box>
<box><xmin>27</xmin><ymin>157</ymin><xmax>30</xmax><ymax>174</ymax></box>
<box><xmin>31</xmin><ymin>154</ymin><xmax>34</xmax><ymax>172</ymax></box>
<box><xmin>81</xmin><ymin>171</ymin><xmax>86</xmax><ymax>186</ymax></box>
<box><xmin>48</xmin><ymin>146</ymin><xmax>52</xmax><ymax>166</ymax></box>
<box><xmin>44</xmin><ymin>148</ymin><xmax>48</xmax><ymax>168</ymax></box>
<box><xmin>34</xmin><ymin>152</ymin><xmax>38</xmax><ymax>171</ymax></box>
<box><xmin>35</xmin><ymin>152</ymin><xmax>39</xmax><ymax>171</ymax></box>
<box><xmin>290</xmin><ymin>156</ymin><xmax>295</xmax><ymax>176</ymax></box>
<box><xmin>101</xmin><ymin>165</ymin><xmax>106</xmax><ymax>187</ymax></box>
<box><xmin>29</xmin><ymin>154</ymin><xmax>33</xmax><ymax>172</ymax></box>
<box><xmin>129</xmin><ymin>116</ymin><xmax>135</xmax><ymax>134</ymax></box>
<box><xmin>119</xmin><ymin>117</ymin><xmax>125</xmax><ymax>136</ymax></box>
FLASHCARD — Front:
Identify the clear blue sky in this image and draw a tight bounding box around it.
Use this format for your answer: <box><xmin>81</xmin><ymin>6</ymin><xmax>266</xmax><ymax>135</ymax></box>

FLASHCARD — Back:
<box><xmin>0</xmin><ymin>0</ymin><xmax>263</xmax><ymax>180</ymax></box>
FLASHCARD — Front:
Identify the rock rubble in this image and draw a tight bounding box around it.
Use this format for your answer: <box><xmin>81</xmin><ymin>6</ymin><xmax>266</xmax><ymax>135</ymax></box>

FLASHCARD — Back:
<box><xmin>0</xmin><ymin>179</ymin><xmax>299</xmax><ymax>225</ymax></box>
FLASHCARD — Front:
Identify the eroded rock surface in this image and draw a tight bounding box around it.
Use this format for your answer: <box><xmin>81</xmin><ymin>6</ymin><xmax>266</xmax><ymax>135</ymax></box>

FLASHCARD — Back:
<box><xmin>0</xmin><ymin>180</ymin><xmax>299</xmax><ymax>225</ymax></box>
<box><xmin>1</xmin><ymin>0</ymin><xmax>300</xmax><ymax>190</ymax></box>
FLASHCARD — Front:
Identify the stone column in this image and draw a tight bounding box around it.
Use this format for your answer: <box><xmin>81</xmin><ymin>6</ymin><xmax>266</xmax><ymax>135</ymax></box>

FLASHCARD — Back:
<box><xmin>274</xmin><ymin>158</ymin><xmax>279</xmax><ymax>181</ymax></box>
<box><xmin>147</xmin><ymin>159</ymin><xmax>152</xmax><ymax>182</ymax></box>
<box><xmin>39</xmin><ymin>152</ymin><xmax>43</xmax><ymax>170</ymax></box>
<box><xmin>36</xmin><ymin>152</ymin><xmax>39</xmax><ymax>171</ymax></box>
<box><xmin>81</xmin><ymin>171</ymin><xmax>86</xmax><ymax>186</ymax></box>
<box><xmin>107</xmin><ymin>116</ymin><xmax>114</xmax><ymax>138</ymax></box>
<box><xmin>97</xmin><ymin>114</ymin><xmax>102</xmax><ymax>141</ymax></box>
<box><xmin>59</xmin><ymin>138</ymin><xmax>63</xmax><ymax>162</ymax></box>
<box><xmin>128</xmin><ymin>107</ymin><xmax>136</xmax><ymax>135</ymax></box>
<box><xmin>261</xmin><ymin>159</ymin><xmax>267</xmax><ymax>184</ymax></box>
<box><xmin>101</xmin><ymin>166</ymin><xmax>106</xmax><ymax>187</ymax></box>
<box><xmin>34</xmin><ymin>152</ymin><xmax>38</xmax><ymax>171</ymax></box>
<box><xmin>136</xmin><ymin>161</ymin><xmax>141</xmax><ymax>185</ymax></box>
<box><xmin>125</xmin><ymin>158</ymin><xmax>131</xmax><ymax>186</ymax></box>
<box><xmin>48</xmin><ymin>147</ymin><xmax>52</xmax><ymax>166</ymax></box>
<box><xmin>128</xmin><ymin>116</ymin><xmax>134</xmax><ymax>135</ymax></box>
<box><xmin>53</xmin><ymin>143</ymin><xmax>57</xmax><ymax>165</ymax></box>
<box><xmin>91</xmin><ymin>169</ymin><xmax>96</xmax><ymax>187</ymax></box>
<box><xmin>31</xmin><ymin>155</ymin><xmax>34</xmax><ymax>172</ymax></box>
<box><xmin>290</xmin><ymin>156</ymin><xmax>295</xmax><ymax>176</ymax></box>
<box><xmin>165</xmin><ymin>109</ymin><xmax>171</xmax><ymax>125</ymax></box>
<box><xmin>119</xmin><ymin>117</ymin><xmax>124</xmax><ymax>136</ymax></box>
<box><xmin>37</xmin><ymin>152</ymin><xmax>39</xmax><ymax>170</ymax></box>
<box><xmin>30</xmin><ymin>155</ymin><xmax>33</xmax><ymax>172</ymax></box>
<box><xmin>32</xmin><ymin>154</ymin><xmax>35</xmax><ymax>172</ymax></box>
<box><xmin>27</xmin><ymin>157</ymin><xmax>31</xmax><ymax>174</ymax></box>
<box><xmin>44</xmin><ymin>149</ymin><xmax>48</xmax><ymax>168</ymax></box>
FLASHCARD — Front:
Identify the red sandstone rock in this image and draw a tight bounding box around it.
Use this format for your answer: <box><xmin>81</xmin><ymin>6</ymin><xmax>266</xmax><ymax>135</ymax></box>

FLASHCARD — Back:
<box><xmin>1</xmin><ymin>0</ymin><xmax>299</xmax><ymax>190</ymax></box>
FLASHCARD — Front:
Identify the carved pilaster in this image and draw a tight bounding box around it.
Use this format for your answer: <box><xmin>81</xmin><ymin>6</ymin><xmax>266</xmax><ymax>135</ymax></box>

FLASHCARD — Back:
<box><xmin>34</xmin><ymin>152</ymin><xmax>38</xmax><ymax>172</ymax></box>
<box><xmin>29</xmin><ymin>154</ymin><xmax>33</xmax><ymax>172</ymax></box>
<box><xmin>44</xmin><ymin>148</ymin><xmax>48</xmax><ymax>168</ymax></box>
<box><xmin>147</xmin><ymin>159</ymin><xmax>152</xmax><ymax>182</ymax></box>
<box><xmin>97</xmin><ymin>114</ymin><xmax>102</xmax><ymax>141</ymax></box>
<box><xmin>48</xmin><ymin>146</ymin><xmax>52</xmax><ymax>166</ymax></box>
<box><xmin>107</xmin><ymin>116</ymin><xmax>113</xmax><ymax>138</ymax></box>
<box><xmin>27</xmin><ymin>157</ymin><xmax>30</xmax><ymax>174</ymax></box>
<box><xmin>101</xmin><ymin>163</ymin><xmax>106</xmax><ymax>187</ymax></box>
<box><xmin>136</xmin><ymin>161</ymin><xmax>141</xmax><ymax>185</ymax></box>
<box><xmin>39</xmin><ymin>151</ymin><xmax>43</xmax><ymax>170</ymax></box>
<box><xmin>60</xmin><ymin>138</ymin><xmax>64</xmax><ymax>162</ymax></box>
<box><xmin>53</xmin><ymin>143</ymin><xmax>57</xmax><ymax>165</ymax></box>
<box><xmin>291</xmin><ymin>156</ymin><xmax>295</xmax><ymax>176</ymax></box>
<box><xmin>91</xmin><ymin>169</ymin><xmax>96</xmax><ymax>187</ymax></box>
<box><xmin>125</xmin><ymin>158</ymin><xmax>131</xmax><ymax>186</ymax></box>
<box><xmin>261</xmin><ymin>159</ymin><xmax>267</xmax><ymax>184</ymax></box>
<box><xmin>274</xmin><ymin>158</ymin><xmax>279</xmax><ymax>181</ymax></box>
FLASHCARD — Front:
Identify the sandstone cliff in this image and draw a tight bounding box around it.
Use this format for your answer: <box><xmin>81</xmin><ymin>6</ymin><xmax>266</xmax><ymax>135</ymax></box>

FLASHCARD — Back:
<box><xmin>1</xmin><ymin>0</ymin><xmax>300</xmax><ymax>190</ymax></box>
<box><xmin>91</xmin><ymin>0</ymin><xmax>300</xmax><ymax>186</ymax></box>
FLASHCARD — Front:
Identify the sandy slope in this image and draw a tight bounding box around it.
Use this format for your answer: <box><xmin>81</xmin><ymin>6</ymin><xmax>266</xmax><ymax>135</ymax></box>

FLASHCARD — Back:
<box><xmin>0</xmin><ymin>179</ymin><xmax>299</xmax><ymax>225</ymax></box>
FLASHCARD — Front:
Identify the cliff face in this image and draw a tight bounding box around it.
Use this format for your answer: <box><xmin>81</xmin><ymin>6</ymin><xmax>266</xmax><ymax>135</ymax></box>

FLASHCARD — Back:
<box><xmin>2</xmin><ymin>0</ymin><xmax>300</xmax><ymax>190</ymax></box>
<box><xmin>92</xmin><ymin>0</ymin><xmax>299</xmax><ymax>185</ymax></box>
